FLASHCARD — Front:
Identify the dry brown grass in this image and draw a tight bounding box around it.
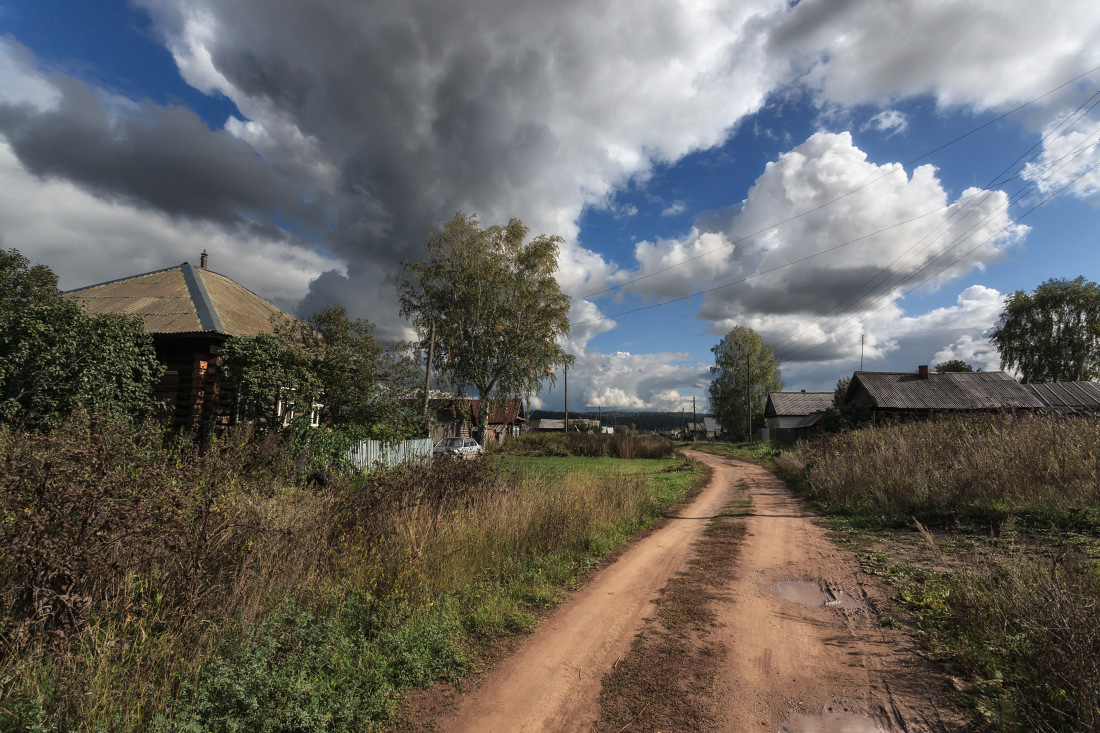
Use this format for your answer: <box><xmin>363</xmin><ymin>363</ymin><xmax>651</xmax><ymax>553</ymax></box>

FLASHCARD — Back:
<box><xmin>776</xmin><ymin>413</ymin><xmax>1100</xmax><ymax>730</ymax></box>
<box><xmin>777</xmin><ymin>413</ymin><xmax>1100</xmax><ymax>520</ymax></box>
<box><xmin>0</xmin><ymin>414</ymin><xmax>698</xmax><ymax>730</ymax></box>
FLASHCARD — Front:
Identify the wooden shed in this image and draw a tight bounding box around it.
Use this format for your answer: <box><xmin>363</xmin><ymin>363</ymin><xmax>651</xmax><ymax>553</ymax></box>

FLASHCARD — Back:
<box><xmin>764</xmin><ymin>391</ymin><xmax>834</xmax><ymax>438</ymax></box>
<box><xmin>67</xmin><ymin>256</ymin><xmax>291</xmax><ymax>433</ymax></box>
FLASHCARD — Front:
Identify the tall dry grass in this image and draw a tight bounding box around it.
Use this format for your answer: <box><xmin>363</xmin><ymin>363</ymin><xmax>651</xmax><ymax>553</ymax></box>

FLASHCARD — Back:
<box><xmin>777</xmin><ymin>413</ymin><xmax>1100</xmax><ymax>519</ymax></box>
<box><xmin>776</xmin><ymin>413</ymin><xmax>1100</xmax><ymax>730</ymax></box>
<box><xmin>1</xmin><ymin>413</ymin><xmax>690</xmax><ymax>730</ymax></box>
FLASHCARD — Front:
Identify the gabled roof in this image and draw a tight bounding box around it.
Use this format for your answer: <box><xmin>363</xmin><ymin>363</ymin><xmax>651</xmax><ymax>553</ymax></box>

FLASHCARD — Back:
<box><xmin>1024</xmin><ymin>381</ymin><xmax>1100</xmax><ymax>412</ymax></box>
<box><xmin>765</xmin><ymin>392</ymin><xmax>834</xmax><ymax>418</ymax></box>
<box><xmin>846</xmin><ymin>371</ymin><xmax>1042</xmax><ymax>411</ymax></box>
<box><xmin>66</xmin><ymin>263</ymin><xmax>290</xmax><ymax>337</ymax></box>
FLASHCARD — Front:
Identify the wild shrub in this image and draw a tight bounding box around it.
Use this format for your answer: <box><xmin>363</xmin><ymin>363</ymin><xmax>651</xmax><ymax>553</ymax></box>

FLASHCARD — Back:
<box><xmin>499</xmin><ymin>431</ymin><xmax>673</xmax><ymax>459</ymax></box>
<box><xmin>1</xmin><ymin>412</ymin><xmax>700</xmax><ymax>731</ymax></box>
<box><xmin>936</xmin><ymin>553</ymin><xmax>1100</xmax><ymax>730</ymax></box>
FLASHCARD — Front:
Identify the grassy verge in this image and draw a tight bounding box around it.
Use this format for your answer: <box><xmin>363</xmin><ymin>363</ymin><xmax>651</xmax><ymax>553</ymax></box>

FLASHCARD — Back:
<box><xmin>1</xmin><ymin>417</ymin><xmax>707</xmax><ymax>732</ymax></box>
<box><xmin>775</xmin><ymin>414</ymin><xmax>1100</xmax><ymax>731</ymax></box>
<box><xmin>679</xmin><ymin>439</ymin><xmax>793</xmax><ymax>468</ymax></box>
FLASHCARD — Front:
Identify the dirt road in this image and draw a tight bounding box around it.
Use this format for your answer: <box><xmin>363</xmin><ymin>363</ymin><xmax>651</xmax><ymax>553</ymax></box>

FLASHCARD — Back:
<box><xmin>436</xmin><ymin>452</ymin><xmax>961</xmax><ymax>732</ymax></box>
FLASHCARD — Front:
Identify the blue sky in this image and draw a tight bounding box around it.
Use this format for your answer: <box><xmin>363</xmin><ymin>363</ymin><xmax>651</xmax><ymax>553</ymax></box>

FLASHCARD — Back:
<box><xmin>1</xmin><ymin>0</ymin><xmax>1099</xmax><ymax>412</ymax></box>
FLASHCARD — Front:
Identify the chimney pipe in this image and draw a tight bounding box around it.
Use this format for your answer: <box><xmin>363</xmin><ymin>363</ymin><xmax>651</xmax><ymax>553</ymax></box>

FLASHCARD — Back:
<box><xmin>918</xmin><ymin>364</ymin><xmax>929</xmax><ymax>379</ymax></box>
<box><xmin>200</xmin><ymin>250</ymin><xmax>208</xmax><ymax>269</ymax></box>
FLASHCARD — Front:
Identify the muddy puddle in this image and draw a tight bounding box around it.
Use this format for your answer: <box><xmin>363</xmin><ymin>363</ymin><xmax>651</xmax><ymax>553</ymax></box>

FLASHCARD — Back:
<box><xmin>780</xmin><ymin>712</ymin><xmax>885</xmax><ymax>732</ymax></box>
<box><xmin>768</xmin><ymin>580</ymin><xmax>865</xmax><ymax>610</ymax></box>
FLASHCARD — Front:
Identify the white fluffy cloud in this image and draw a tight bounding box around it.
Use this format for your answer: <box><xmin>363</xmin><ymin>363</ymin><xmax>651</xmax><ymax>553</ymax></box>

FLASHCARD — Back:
<box><xmin>3</xmin><ymin>0</ymin><xmax>1100</xmax><ymax>409</ymax></box>
<box><xmin>621</xmin><ymin>132</ymin><xmax>1027</xmax><ymax>363</ymax></box>
<box><xmin>1023</xmin><ymin>109</ymin><xmax>1100</xmax><ymax>199</ymax></box>
<box><xmin>561</xmin><ymin>351</ymin><xmax>711</xmax><ymax>411</ymax></box>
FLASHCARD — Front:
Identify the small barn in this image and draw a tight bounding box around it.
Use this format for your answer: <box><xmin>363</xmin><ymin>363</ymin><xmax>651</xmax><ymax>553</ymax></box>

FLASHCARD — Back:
<box><xmin>67</xmin><ymin>255</ymin><xmax>291</xmax><ymax>433</ymax></box>
<box><xmin>764</xmin><ymin>391</ymin><xmax>834</xmax><ymax>439</ymax></box>
<box><xmin>429</xmin><ymin>397</ymin><xmax>527</xmax><ymax>444</ymax></box>
<box><xmin>840</xmin><ymin>366</ymin><xmax>1043</xmax><ymax>417</ymax></box>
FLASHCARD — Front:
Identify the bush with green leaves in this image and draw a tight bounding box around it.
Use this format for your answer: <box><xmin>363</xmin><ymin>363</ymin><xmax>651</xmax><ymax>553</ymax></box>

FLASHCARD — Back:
<box><xmin>0</xmin><ymin>249</ymin><xmax>163</xmax><ymax>429</ymax></box>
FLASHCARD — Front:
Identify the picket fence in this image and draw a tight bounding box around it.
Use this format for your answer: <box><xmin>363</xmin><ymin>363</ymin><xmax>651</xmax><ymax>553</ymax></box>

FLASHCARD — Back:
<box><xmin>346</xmin><ymin>438</ymin><xmax>434</xmax><ymax>470</ymax></box>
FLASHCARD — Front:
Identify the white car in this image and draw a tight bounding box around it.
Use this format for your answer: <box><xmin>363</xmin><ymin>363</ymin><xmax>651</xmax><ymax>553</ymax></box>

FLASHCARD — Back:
<box><xmin>433</xmin><ymin>437</ymin><xmax>484</xmax><ymax>459</ymax></box>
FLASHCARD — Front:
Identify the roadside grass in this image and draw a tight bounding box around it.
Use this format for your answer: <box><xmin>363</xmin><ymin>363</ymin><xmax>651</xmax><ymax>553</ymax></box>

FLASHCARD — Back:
<box><xmin>0</xmin><ymin>416</ymin><xmax>707</xmax><ymax>732</ymax></box>
<box><xmin>777</xmin><ymin>414</ymin><xmax>1100</xmax><ymax>731</ymax></box>
<box><xmin>680</xmin><ymin>439</ymin><xmax>794</xmax><ymax>468</ymax></box>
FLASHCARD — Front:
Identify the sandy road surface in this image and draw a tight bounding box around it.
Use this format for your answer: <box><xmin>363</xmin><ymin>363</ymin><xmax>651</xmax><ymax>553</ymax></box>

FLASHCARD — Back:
<box><xmin>437</xmin><ymin>452</ymin><xmax>961</xmax><ymax>732</ymax></box>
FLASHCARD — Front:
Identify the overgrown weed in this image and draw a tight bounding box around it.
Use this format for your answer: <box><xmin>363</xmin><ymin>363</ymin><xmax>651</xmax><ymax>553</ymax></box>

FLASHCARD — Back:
<box><xmin>0</xmin><ymin>414</ymin><xmax>704</xmax><ymax>731</ymax></box>
<box><xmin>779</xmin><ymin>413</ymin><xmax>1100</xmax><ymax>730</ymax></box>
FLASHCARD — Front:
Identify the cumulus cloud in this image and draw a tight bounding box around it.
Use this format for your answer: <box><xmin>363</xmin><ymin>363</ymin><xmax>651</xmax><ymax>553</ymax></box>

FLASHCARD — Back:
<box><xmin>620</xmin><ymin>132</ymin><xmax>1027</xmax><ymax>363</ymax></box>
<box><xmin>1022</xmin><ymin>108</ymin><xmax>1100</xmax><ymax>199</ymax></box>
<box><xmin>771</xmin><ymin>0</ymin><xmax>1100</xmax><ymax>112</ymax></box>
<box><xmin>778</xmin><ymin>285</ymin><xmax>1008</xmax><ymax>390</ymax></box>
<box><xmin>2</xmin><ymin>0</ymin><xmax>1100</xmax><ymax>408</ymax></box>
<box><xmin>557</xmin><ymin>351</ymin><xmax>711</xmax><ymax>411</ymax></box>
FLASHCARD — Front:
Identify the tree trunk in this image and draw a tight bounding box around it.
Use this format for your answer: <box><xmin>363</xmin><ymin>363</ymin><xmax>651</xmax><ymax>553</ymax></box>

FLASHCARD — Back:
<box><xmin>477</xmin><ymin>388</ymin><xmax>491</xmax><ymax>446</ymax></box>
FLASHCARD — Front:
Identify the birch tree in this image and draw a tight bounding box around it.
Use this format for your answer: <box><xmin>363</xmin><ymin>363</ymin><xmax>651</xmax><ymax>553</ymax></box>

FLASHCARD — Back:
<box><xmin>990</xmin><ymin>276</ymin><xmax>1100</xmax><ymax>383</ymax></box>
<box><xmin>707</xmin><ymin>326</ymin><xmax>782</xmax><ymax>439</ymax></box>
<box><xmin>398</xmin><ymin>212</ymin><xmax>573</xmax><ymax>441</ymax></box>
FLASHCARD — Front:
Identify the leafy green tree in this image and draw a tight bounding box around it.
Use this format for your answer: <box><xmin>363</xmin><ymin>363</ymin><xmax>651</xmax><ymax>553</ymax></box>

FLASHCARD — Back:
<box><xmin>222</xmin><ymin>306</ymin><xmax>420</xmax><ymax>440</ymax></box>
<box><xmin>990</xmin><ymin>276</ymin><xmax>1100</xmax><ymax>382</ymax></box>
<box><xmin>935</xmin><ymin>359</ymin><xmax>974</xmax><ymax>372</ymax></box>
<box><xmin>0</xmin><ymin>249</ymin><xmax>163</xmax><ymax>428</ymax></box>
<box><xmin>833</xmin><ymin>376</ymin><xmax>851</xmax><ymax>407</ymax></box>
<box><xmin>398</xmin><ymin>212</ymin><xmax>574</xmax><ymax>441</ymax></box>
<box><xmin>707</xmin><ymin>326</ymin><xmax>782</xmax><ymax>439</ymax></box>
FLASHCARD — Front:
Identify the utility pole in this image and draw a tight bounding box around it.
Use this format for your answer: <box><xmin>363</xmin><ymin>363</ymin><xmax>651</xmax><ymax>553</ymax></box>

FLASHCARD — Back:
<box><xmin>860</xmin><ymin>333</ymin><xmax>865</xmax><ymax>371</ymax></box>
<box><xmin>422</xmin><ymin>321</ymin><xmax>435</xmax><ymax>437</ymax></box>
<box><xmin>746</xmin><ymin>355</ymin><xmax>752</xmax><ymax>442</ymax></box>
<box><xmin>692</xmin><ymin>395</ymin><xmax>698</xmax><ymax>443</ymax></box>
<box><xmin>598</xmin><ymin>404</ymin><xmax>602</xmax><ymax>433</ymax></box>
<box><xmin>564</xmin><ymin>364</ymin><xmax>568</xmax><ymax>432</ymax></box>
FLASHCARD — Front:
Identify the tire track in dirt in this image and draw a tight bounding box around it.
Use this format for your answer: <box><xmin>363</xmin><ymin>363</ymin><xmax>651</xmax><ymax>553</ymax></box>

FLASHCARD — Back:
<box><xmin>694</xmin><ymin>452</ymin><xmax>964</xmax><ymax>732</ymax></box>
<box><xmin>437</xmin><ymin>456</ymin><xmax>740</xmax><ymax>732</ymax></box>
<box><xmin>434</xmin><ymin>451</ymin><xmax>964</xmax><ymax>732</ymax></box>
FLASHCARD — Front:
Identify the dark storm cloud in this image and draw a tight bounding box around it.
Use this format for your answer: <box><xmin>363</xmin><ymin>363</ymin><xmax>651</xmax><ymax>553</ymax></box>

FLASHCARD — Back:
<box><xmin>0</xmin><ymin>75</ymin><xmax>303</xmax><ymax>230</ymax></box>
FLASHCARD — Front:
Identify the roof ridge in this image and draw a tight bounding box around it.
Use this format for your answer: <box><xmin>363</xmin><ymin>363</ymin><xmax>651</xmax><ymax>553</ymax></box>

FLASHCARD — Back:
<box><xmin>64</xmin><ymin>262</ymin><xmax>189</xmax><ymax>293</ymax></box>
<box><xmin>181</xmin><ymin>263</ymin><xmax>224</xmax><ymax>333</ymax></box>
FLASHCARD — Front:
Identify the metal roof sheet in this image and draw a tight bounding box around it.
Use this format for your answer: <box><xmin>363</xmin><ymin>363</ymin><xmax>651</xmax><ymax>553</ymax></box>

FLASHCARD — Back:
<box><xmin>1024</xmin><ymin>381</ymin><xmax>1100</xmax><ymax>412</ymax></box>
<box><xmin>850</xmin><ymin>371</ymin><xmax>1042</xmax><ymax>411</ymax></box>
<box><xmin>766</xmin><ymin>392</ymin><xmax>834</xmax><ymax>417</ymax></box>
<box><xmin>67</xmin><ymin>263</ymin><xmax>290</xmax><ymax>337</ymax></box>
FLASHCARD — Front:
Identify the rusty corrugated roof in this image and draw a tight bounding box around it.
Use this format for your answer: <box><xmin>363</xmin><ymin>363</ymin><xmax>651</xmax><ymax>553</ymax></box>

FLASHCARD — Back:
<box><xmin>849</xmin><ymin>371</ymin><xmax>1043</xmax><ymax>411</ymax></box>
<box><xmin>1024</xmin><ymin>381</ymin><xmax>1100</xmax><ymax>412</ymax></box>
<box><xmin>766</xmin><ymin>392</ymin><xmax>834</xmax><ymax>417</ymax></box>
<box><xmin>66</xmin><ymin>263</ymin><xmax>290</xmax><ymax>337</ymax></box>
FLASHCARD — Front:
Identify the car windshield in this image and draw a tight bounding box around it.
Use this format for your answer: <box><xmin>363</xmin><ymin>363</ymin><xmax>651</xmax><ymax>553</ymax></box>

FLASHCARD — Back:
<box><xmin>440</xmin><ymin>438</ymin><xmax>462</xmax><ymax>447</ymax></box>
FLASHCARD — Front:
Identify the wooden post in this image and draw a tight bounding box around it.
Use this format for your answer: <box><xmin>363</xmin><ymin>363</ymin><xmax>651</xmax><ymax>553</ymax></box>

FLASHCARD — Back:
<box><xmin>746</xmin><ymin>355</ymin><xmax>752</xmax><ymax>442</ymax></box>
<box><xmin>564</xmin><ymin>364</ymin><xmax>569</xmax><ymax>432</ymax></box>
<box><xmin>422</xmin><ymin>321</ymin><xmax>435</xmax><ymax>436</ymax></box>
<box><xmin>692</xmin><ymin>395</ymin><xmax>698</xmax><ymax>443</ymax></box>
